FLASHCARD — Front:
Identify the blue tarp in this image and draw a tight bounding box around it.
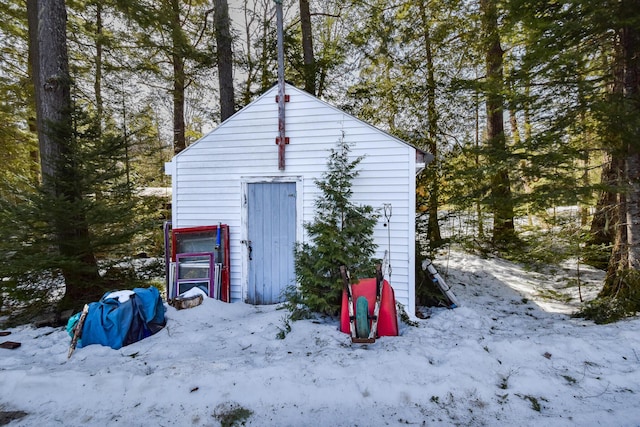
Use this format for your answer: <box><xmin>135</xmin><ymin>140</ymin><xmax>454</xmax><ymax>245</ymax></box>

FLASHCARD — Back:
<box><xmin>68</xmin><ymin>287</ymin><xmax>166</xmax><ymax>350</ymax></box>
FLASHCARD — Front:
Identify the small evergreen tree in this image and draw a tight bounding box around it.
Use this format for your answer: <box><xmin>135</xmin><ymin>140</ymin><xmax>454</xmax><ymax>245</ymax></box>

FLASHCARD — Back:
<box><xmin>293</xmin><ymin>135</ymin><xmax>378</xmax><ymax>316</ymax></box>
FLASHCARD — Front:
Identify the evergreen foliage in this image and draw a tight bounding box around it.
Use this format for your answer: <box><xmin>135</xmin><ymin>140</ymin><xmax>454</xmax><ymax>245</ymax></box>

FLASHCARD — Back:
<box><xmin>575</xmin><ymin>268</ymin><xmax>640</xmax><ymax>324</ymax></box>
<box><xmin>0</xmin><ymin>105</ymin><xmax>157</xmax><ymax>318</ymax></box>
<box><xmin>0</xmin><ymin>0</ymin><xmax>37</xmax><ymax>191</ymax></box>
<box><xmin>109</xmin><ymin>0</ymin><xmax>217</xmax><ymax>153</ymax></box>
<box><xmin>1</xmin><ymin>0</ymin><xmax>639</xmax><ymax>324</ymax></box>
<box><xmin>293</xmin><ymin>135</ymin><xmax>378</xmax><ymax>316</ymax></box>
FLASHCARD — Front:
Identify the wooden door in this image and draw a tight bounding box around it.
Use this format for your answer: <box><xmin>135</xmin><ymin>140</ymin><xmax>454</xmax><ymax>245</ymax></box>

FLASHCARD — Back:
<box><xmin>247</xmin><ymin>182</ymin><xmax>296</xmax><ymax>304</ymax></box>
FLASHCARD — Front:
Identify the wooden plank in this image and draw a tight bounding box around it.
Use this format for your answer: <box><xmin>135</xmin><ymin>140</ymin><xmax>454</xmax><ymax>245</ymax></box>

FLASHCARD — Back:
<box><xmin>0</xmin><ymin>341</ymin><xmax>20</xmax><ymax>349</ymax></box>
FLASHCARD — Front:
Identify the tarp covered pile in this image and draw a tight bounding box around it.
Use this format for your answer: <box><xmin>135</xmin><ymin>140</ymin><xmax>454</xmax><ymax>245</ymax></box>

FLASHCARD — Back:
<box><xmin>67</xmin><ymin>287</ymin><xmax>166</xmax><ymax>350</ymax></box>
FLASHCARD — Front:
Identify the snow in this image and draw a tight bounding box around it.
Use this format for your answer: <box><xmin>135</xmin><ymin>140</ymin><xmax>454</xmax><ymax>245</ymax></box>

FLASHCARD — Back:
<box><xmin>2</xmin><ymin>250</ymin><xmax>640</xmax><ymax>426</ymax></box>
<box><xmin>104</xmin><ymin>290</ymin><xmax>135</xmax><ymax>303</ymax></box>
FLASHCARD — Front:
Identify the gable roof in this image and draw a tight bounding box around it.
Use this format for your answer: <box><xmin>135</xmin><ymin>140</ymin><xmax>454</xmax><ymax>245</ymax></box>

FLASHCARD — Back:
<box><xmin>174</xmin><ymin>83</ymin><xmax>433</xmax><ymax>166</ymax></box>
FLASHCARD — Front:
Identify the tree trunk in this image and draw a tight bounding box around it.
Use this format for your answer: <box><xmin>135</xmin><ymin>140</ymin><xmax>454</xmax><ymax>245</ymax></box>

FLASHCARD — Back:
<box><xmin>170</xmin><ymin>0</ymin><xmax>186</xmax><ymax>154</ymax></box>
<box><xmin>27</xmin><ymin>0</ymin><xmax>100</xmax><ymax>311</ymax></box>
<box><xmin>577</xmin><ymin>68</ymin><xmax>591</xmax><ymax>227</ymax></box>
<box><xmin>241</xmin><ymin>0</ymin><xmax>254</xmax><ymax>105</ymax></box>
<box><xmin>418</xmin><ymin>0</ymin><xmax>442</xmax><ymax>245</ymax></box>
<box><xmin>481</xmin><ymin>0</ymin><xmax>515</xmax><ymax>245</ymax></box>
<box><xmin>214</xmin><ymin>0</ymin><xmax>235</xmax><ymax>121</ymax></box>
<box><xmin>94</xmin><ymin>2</ymin><xmax>103</xmax><ymax>127</ymax></box>
<box><xmin>299</xmin><ymin>0</ymin><xmax>316</xmax><ymax>95</ymax></box>
<box><xmin>601</xmin><ymin>0</ymin><xmax>640</xmax><ymax>298</ymax></box>
<box><xmin>172</xmin><ymin>55</ymin><xmax>186</xmax><ymax>154</ymax></box>
<box><xmin>603</xmin><ymin>184</ymin><xmax>629</xmax><ymax>296</ymax></box>
<box><xmin>260</xmin><ymin>5</ymin><xmax>271</xmax><ymax>92</ymax></box>
<box><xmin>475</xmin><ymin>81</ymin><xmax>484</xmax><ymax>237</ymax></box>
<box><xmin>589</xmin><ymin>154</ymin><xmax>619</xmax><ymax>247</ymax></box>
<box><xmin>27</xmin><ymin>0</ymin><xmax>69</xmax><ymax>183</ymax></box>
<box><xmin>621</xmin><ymin>0</ymin><xmax>640</xmax><ymax>271</ymax></box>
<box><xmin>579</xmin><ymin>141</ymin><xmax>590</xmax><ymax>227</ymax></box>
<box><xmin>589</xmin><ymin>18</ymin><xmax>624</xmax><ymax>270</ymax></box>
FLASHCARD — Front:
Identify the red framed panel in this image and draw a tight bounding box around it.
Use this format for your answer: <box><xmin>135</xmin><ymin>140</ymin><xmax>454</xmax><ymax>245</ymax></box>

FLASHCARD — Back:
<box><xmin>171</xmin><ymin>225</ymin><xmax>230</xmax><ymax>302</ymax></box>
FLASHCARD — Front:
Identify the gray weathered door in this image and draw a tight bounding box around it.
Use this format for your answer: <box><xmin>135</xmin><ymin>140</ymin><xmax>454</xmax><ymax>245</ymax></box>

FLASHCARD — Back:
<box><xmin>247</xmin><ymin>182</ymin><xmax>296</xmax><ymax>304</ymax></box>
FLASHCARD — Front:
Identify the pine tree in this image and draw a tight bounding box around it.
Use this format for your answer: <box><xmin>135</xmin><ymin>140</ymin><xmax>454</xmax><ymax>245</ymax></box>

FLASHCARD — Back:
<box><xmin>0</xmin><ymin>99</ymin><xmax>153</xmax><ymax>319</ymax></box>
<box><xmin>598</xmin><ymin>0</ymin><xmax>640</xmax><ymax>312</ymax></box>
<box><xmin>480</xmin><ymin>0</ymin><xmax>516</xmax><ymax>245</ymax></box>
<box><xmin>27</xmin><ymin>0</ymin><xmax>103</xmax><ymax>310</ymax></box>
<box><xmin>293</xmin><ymin>135</ymin><xmax>378</xmax><ymax>316</ymax></box>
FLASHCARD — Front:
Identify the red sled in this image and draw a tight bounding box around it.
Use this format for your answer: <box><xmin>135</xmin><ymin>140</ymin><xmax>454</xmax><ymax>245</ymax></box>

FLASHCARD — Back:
<box><xmin>340</xmin><ymin>277</ymin><xmax>399</xmax><ymax>338</ymax></box>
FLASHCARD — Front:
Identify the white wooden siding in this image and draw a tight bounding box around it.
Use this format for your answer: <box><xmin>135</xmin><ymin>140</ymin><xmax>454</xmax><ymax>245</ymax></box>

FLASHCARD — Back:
<box><xmin>169</xmin><ymin>84</ymin><xmax>418</xmax><ymax>314</ymax></box>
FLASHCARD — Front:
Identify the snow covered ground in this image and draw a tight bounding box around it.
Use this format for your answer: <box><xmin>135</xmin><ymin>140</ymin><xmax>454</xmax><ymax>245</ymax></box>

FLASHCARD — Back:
<box><xmin>1</xmin><ymin>250</ymin><xmax>639</xmax><ymax>426</ymax></box>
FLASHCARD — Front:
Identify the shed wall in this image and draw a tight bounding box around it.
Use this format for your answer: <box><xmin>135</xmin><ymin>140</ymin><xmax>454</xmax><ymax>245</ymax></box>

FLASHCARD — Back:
<box><xmin>170</xmin><ymin>85</ymin><xmax>417</xmax><ymax>314</ymax></box>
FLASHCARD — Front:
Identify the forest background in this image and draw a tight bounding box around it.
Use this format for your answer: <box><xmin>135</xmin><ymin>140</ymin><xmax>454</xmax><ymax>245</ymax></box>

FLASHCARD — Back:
<box><xmin>1</xmin><ymin>0</ymin><xmax>639</xmax><ymax>324</ymax></box>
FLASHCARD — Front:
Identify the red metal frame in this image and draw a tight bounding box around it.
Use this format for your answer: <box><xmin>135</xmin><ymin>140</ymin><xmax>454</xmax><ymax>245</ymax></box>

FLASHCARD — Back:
<box><xmin>171</xmin><ymin>225</ymin><xmax>231</xmax><ymax>302</ymax></box>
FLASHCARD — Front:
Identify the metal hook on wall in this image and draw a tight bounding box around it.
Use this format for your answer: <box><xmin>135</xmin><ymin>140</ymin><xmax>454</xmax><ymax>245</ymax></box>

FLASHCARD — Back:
<box><xmin>382</xmin><ymin>203</ymin><xmax>392</xmax><ymax>278</ymax></box>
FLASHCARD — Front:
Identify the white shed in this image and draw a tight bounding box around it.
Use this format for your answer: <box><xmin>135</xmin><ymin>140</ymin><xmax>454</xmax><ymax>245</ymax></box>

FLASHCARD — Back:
<box><xmin>165</xmin><ymin>83</ymin><xmax>431</xmax><ymax>316</ymax></box>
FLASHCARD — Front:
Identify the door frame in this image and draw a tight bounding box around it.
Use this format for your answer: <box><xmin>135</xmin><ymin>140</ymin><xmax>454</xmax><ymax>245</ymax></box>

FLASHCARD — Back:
<box><xmin>240</xmin><ymin>176</ymin><xmax>303</xmax><ymax>303</ymax></box>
